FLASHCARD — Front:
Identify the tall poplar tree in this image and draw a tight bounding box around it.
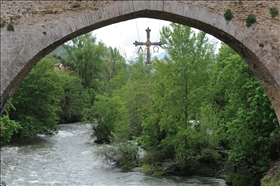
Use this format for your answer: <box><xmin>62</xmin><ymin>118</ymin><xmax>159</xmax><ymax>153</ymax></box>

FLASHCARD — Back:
<box><xmin>61</xmin><ymin>33</ymin><xmax>108</xmax><ymax>106</ymax></box>
<box><xmin>139</xmin><ymin>23</ymin><xmax>216</xmax><ymax>171</ymax></box>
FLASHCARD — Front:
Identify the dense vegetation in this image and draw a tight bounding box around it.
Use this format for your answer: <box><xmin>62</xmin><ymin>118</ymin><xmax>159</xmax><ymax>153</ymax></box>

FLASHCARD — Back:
<box><xmin>1</xmin><ymin>23</ymin><xmax>279</xmax><ymax>185</ymax></box>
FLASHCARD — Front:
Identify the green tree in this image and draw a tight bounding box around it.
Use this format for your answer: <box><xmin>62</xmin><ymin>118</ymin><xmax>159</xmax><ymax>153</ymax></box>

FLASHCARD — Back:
<box><xmin>161</xmin><ymin>23</ymin><xmax>213</xmax><ymax>158</ymax></box>
<box><xmin>51</xmin><ymin>34</ymin><xmax>129</xmax><ymax>124</ymax></box>
<box><xmin>100</xmin><ymin>46</ymin><xmax>127</xmax><ymax>95</ymax></box>
<box><xmin>84</xmin><ymin>93</ymin><xmax>129</xmax><ymax>143</ymax></box>
<box><xmin>213</xmin><ymin>44</ymin><xmax>279</xmax><ymax>179</ymax></box>
<box><xmin>58</xmin><ymin>70</ymin><xmax>85</xmax><ymax>123</ymax></box>
<box><xmin>0</xmin><ymin>101</ymin><xmax>21</xmax><ymax>145</ymax></box>
<box><xmin>9</xmin><ymin>58</ymin><xmax>63</xmax><ymax>138</ymax></box>
<box><xmin>114</xmin><ymin>53</ymin><xmax>154</xmax><ymax>138</ymax></box>
<box><xmin>61</xmin><ymin>33</ymin><xmax>108</xmax><ymax>106</ymax></box>
<box><xmin>138</xmin><ymin>23</ymin><xmax>216</xmax><ymax>174</ymax></box>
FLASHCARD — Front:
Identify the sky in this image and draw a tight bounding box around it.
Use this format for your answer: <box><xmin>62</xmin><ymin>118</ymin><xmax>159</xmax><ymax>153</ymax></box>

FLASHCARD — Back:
<box><xmin>91</xmin><ymin>18</ymin><xmax>220</xmax><ymax>60</ymax></box>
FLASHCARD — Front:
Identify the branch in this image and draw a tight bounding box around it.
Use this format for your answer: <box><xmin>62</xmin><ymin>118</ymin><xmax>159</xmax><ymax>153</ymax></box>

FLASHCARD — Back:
<box><xmin>215</xmin><ymin>164</ymin><xmax>236</xmax><ymax>178</ymax></box>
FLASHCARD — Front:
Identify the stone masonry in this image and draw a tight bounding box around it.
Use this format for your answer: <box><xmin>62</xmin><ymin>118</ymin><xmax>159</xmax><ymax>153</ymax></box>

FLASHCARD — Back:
<box><xmin>0</xmin><ymin>1</ymin><xmax>280</xmax><ymax>123</ymax></box>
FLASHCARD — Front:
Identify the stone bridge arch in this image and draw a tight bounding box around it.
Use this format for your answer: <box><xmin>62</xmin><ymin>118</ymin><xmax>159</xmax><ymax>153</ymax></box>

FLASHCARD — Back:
<box><xmin>1</xmin><ymin>1</ymin><xmax>280</xmax><ymax>122</ymax></box>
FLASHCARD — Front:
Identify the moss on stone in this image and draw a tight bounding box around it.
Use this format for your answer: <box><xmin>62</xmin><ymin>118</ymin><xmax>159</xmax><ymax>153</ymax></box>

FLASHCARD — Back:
<box><xmin>9</xmin><ymin>14</ymin><xmax>20</xmax><ymax>21</ymax></box>
<box><xmin>71</xmin><ymin>4</ymin><xmax>80</xmax><ymax>9</ymax></box>
<box><xmin>0</xmin><ymin>19</ymin><xmax>6</xmax><ymax>27</ymax></box>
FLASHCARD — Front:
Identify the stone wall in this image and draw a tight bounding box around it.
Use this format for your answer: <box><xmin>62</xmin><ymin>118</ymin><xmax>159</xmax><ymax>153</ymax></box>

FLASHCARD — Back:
<box><xmin>1</xmin><ymin>1</ymin><xmax>280</xmax><ymax>122</ymax></box>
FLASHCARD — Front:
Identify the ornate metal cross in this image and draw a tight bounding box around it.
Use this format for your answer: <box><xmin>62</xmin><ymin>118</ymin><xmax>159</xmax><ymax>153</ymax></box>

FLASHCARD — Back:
<box><xmin>133</xmin><ymin>27</ymin><xmax>162</xmax><ymax>64</ymax></box>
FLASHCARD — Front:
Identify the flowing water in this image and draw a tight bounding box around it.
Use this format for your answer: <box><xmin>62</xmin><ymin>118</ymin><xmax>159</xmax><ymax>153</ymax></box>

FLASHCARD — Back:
<box><xmin>1</xmin><ymin>123</ymin><xmax>227</xmax><ymax>186</ymax></box>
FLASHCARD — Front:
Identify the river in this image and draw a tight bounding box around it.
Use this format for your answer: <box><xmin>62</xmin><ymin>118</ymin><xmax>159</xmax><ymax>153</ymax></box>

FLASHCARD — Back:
<box><xmin>1</xmin><ymin>123</ymin><xmax>227</xmax><ymax>186</ymax></box>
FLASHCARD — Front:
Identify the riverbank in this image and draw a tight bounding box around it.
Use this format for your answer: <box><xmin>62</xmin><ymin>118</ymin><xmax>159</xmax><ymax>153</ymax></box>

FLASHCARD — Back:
<box><xmin>261</xmin><ymin>161</ymin><xmax>280</xmax><ymax>186</ymax></box>
<box><xmin>0</xmin><ymin>123</ymin><xmax>227</xmax><ymax>186</ymax></box>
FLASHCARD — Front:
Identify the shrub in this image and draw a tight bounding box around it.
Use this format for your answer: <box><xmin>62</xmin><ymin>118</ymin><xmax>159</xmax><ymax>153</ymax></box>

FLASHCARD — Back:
<box><xmin>141</xmin><ymin>164</ymin><xmax>152</xmax><ymax>173</ymax></box>
<box><xmin>7</xmin><ymin>23</ymin><xmax>14</xmax><ymax>31</ymax></box>
<box><xmin>226</xmin><ymin>174</ymin><xmax>254</xmax><ymax>186</ymax></box>
<box><xmin>225</xmin><ymin>174</ymin><xmax>235</xmax><ymax>185</ymax></box>
<box><xmin>224</xmin><ymin>9</ymin><xmax>233</xmax><ymax>21</ymax></box>
<box><xmin>232</xmin><ymin>174</ymin><xmax>254</xmax><ymax>186</ymax></box>
<box><xmin>259</xmin><ymin>43</ymin><xmax>264</xmax><ymax>47</ymax></box>
<box><xmin>246</xmin><ymin>14</ymin><xmax>256</xmax><ymax>27</ymax></box>
<box><xmin>0</xmin><ymin>101</ymin><xmax>22</xmax><ymax>145</ymax></box>
<box><xmin>261</xmin><ymin>162</ymin><xmax>280</xmax><ymax>186</ymax></box>
<box><xmin>270</xmin><ymin>7</ymin><xmax>279</xmax><ymax>18</ymax></box>
<box><xmin>0</xmin><ymin>115</ymin><xmax>22</xmax><ymax>145</ymax></box>
<box><xmin>94</xmin><ymin>142</ymin><xmax>140</xmax><ymax>171</ymax></box>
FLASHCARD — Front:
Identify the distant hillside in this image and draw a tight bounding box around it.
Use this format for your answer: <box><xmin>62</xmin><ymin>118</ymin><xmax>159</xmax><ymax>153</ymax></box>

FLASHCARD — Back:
<box><xmin>153</xmin><ymin>51</ymin><xmax>169</xmax><ymax>60</ymax></box>
<box><xmin>131</xmin><ymin>51</ymin><xmax>169</xmax><ymax>63</ymax></box>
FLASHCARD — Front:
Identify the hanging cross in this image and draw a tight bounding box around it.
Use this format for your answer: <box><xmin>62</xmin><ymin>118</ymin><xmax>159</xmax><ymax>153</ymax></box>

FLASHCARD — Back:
<box><xmin>133</xmin><ymin>27</ymin><xmax>162</xmax><ymax>64</ymax></box>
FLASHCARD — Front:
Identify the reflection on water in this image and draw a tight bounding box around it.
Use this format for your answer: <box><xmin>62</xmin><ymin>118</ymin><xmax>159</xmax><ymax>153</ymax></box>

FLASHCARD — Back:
<box><xmin>1</xmin><ymin>123</ymin><xmax>226</xmax><ymax>186</ymax></box>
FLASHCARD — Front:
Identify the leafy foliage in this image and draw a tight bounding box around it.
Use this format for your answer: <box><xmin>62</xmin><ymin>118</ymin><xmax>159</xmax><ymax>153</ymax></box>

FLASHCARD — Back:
<box><xmin>213</xmin><ymin>44</ymin><xmax>279</xmax><ymax>179</ymax></box>
<box><xmin>246</xmin><ymin>14</ymin><xmax>256</xmax><ymax>27</ymax></box>
<box><xmin>84</xmin><ymin>93</ymin><xmax>129</xmax><ymax>143</ymax></box>
<box><xmin>261</xmin><ymin>161</ymin><xmax>280</xmax><ymax>186</ymax></box>
<box><xmin>0</xmin><ymin>115</ymin><xmax>21</xmax><ymax>145</ymax></box>
<box><xmin>60</xmin><ymin>33</ymin><xmax>109</xmax><ymax>107</ymax></box>
<box><xmin>95</xmin><ymin>142</ymin><xmax>140</xmax><ymax>171</ymax></box>
<box><xmin>2</xmin><ymin>22</ymin><xmax>279</xmax><ymax>185</ymax></box>
<box><xmin>137</xmin><ymin>24</ymin><xmax>219</xmax><ymax>174</ymax></box>
<box><xmin>7</xmin><ymin>23</ymin><xmax>14</xmax><ymax>31</ymax></box>
<box><xmin>0</xmin><ymin>102</ymin><xmax>21</xmax><ymax>145</ymax></box>
<box><xmin>224</xmin><ymin>9</ymin><xmax>233</xmax><ymax>21</ymax></box>
<box><xmin>58</xmin><ymin>71</ymin><xmax>85</xmax><ymax>123</ymax></box>
<box><xmin>9</xmin><ymin>58</ymin><xmax>63</xmax><ymax>138</ymax></box>
<box><xmin>270</xmin><ymin>7</ymin><xmax>279</xmax><ymax>18</ymax></box>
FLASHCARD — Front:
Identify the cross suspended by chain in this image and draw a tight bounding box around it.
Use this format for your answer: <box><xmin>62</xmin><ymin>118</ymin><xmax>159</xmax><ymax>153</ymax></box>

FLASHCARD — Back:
<box><xmin>133</xmin><ymin>27</ymin><xmax>162</xmax><ymax>64</ymax></box>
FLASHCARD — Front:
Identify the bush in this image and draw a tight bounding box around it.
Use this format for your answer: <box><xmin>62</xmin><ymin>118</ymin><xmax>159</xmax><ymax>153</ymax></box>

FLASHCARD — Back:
<box><xmin>224</xmin><ymin>9</ymin><xmax>233</xmax><ymax>21</ymax></box>
<box><xmin>270</xmin><ymin>7</ymin><xmax>279</xmax><ymax>18</ymax></box>
<box><xmin>246</xmin><ymin>14</ymin><xmax>256</xmax><ymax>27</ymax></box>
<box><xmin>197</xmin><ymin>148</ymin><xmax>221</xmax><ymax>164</ymax></box>
<box><xmin>140</xmin><ymin>160</ymin><xmax>179</xmax><ymax>176</ymax></box>
<box><xmin>94</xmin><ymin>142</ymin><xmax>140</xmax><ymax>171</ymax></box>
<box><xmin>7</xmin><ymin>23</ymin><xmax>14</xmax><ymax>31</ymax></box>
<box><xmin>141</xmin><ymin>164</ymin><xmax>152</xmax><ymax>174</ymax></box>
<box><xmin>0</xmin><ymin>115</ymin><xmax>21</xmax><ymax>145</ymax></box>
<box><xmin>91</xmin><ymin>123</ymin><xmax>112</xmax><ymax>144</ymax></box>
<box><xmin>232</xmin><ymin>174</ymin><xmax>254</xmax><ymax>186</ymax></box>
<box><xmin>226</xmin><ymin>174</ymin><xmax>254</xmax><ymax>186</ymax></box>
<box><xmin>1</xmin><ymin>102</ymin><xmax>22</xmax><ymax>145</ymax></box>
<box><xmin>225</xmin><ymin>174</ymin><xmax>235</xmax><ymax>185</ymax></box>
<box><xmin>261</xmin><ymin>162</ymin><xmax>280</xmax><ymax>186</ymax></box>
<box><xmin>139</xmin><ymin>149</ymin><xmax>200</xmax><ymax>176</ymax></box>
<box><xmin>87</xmin><ymin>94</ymin><xmax>129</xmax><ymax>144</ymax></box>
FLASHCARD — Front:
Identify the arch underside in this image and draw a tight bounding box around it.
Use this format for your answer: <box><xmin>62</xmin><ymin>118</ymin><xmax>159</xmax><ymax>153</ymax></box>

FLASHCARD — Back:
<box><xmin>1</xmin><ymin>2</ymin><xmax>280</xmax><ymax>122</ymax></box>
